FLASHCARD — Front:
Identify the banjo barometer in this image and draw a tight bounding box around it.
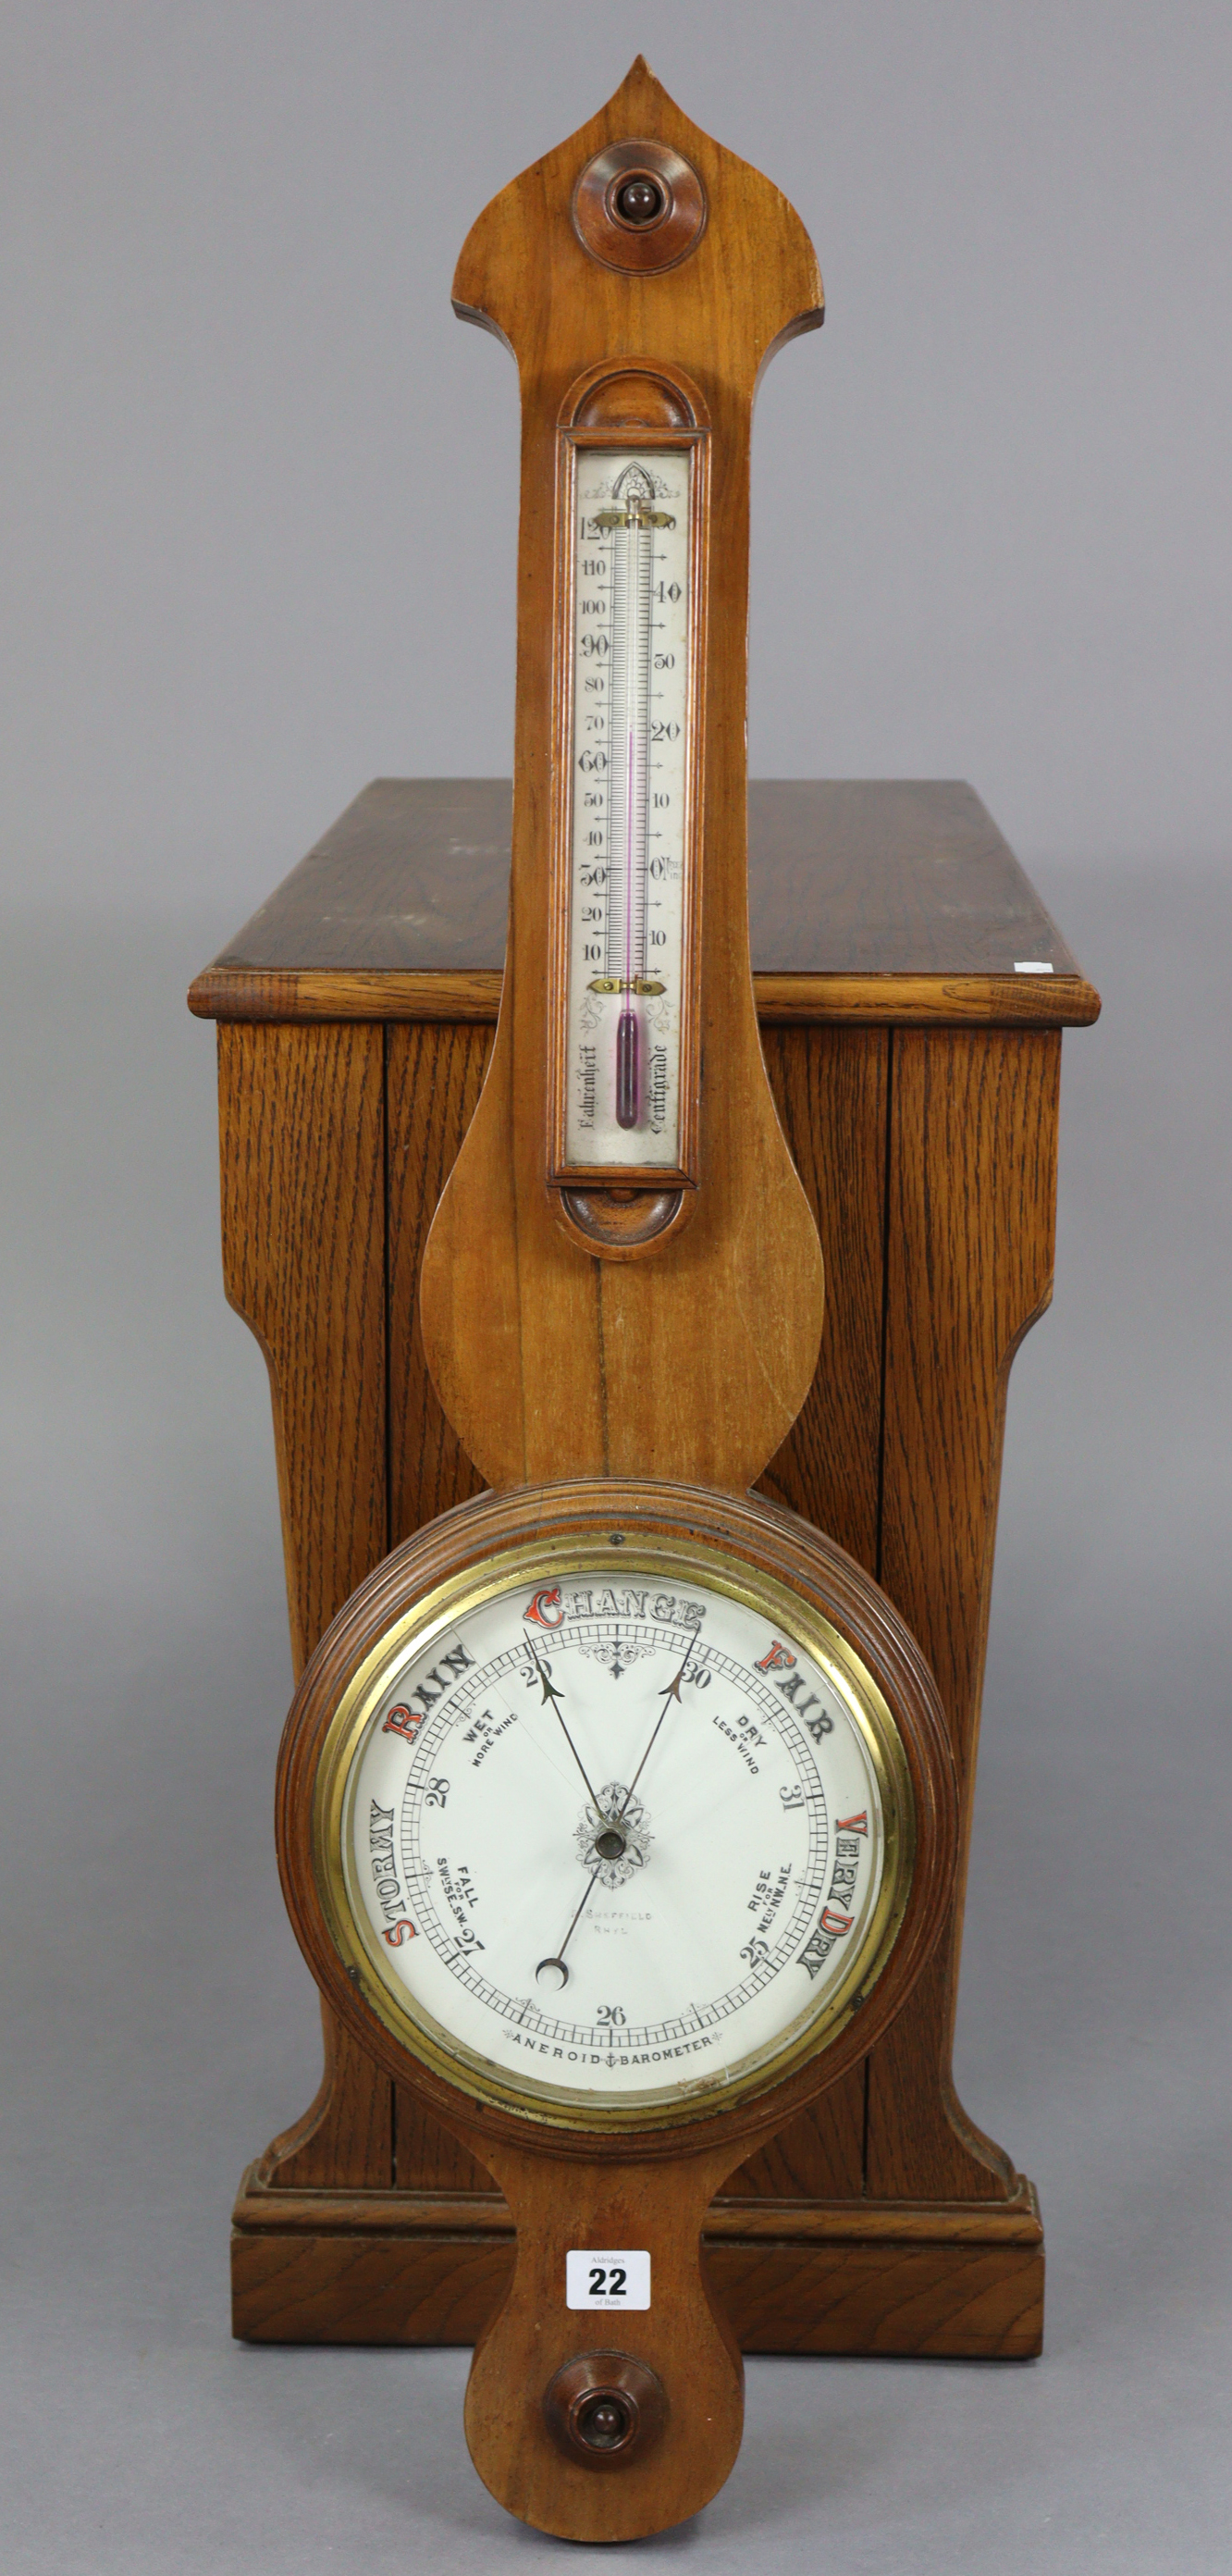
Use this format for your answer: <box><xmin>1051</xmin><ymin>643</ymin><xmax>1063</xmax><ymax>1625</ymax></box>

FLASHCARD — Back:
<box><xmin>276</xmin><ymin>61</ymin><xmax>959</xmax><ymax>2541</ymax></box>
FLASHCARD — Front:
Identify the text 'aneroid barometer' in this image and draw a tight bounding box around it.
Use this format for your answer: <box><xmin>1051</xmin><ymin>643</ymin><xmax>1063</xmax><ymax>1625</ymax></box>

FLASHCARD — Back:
<box><xmin>275</xmin><ymin>61</ymin><xmax>959</xmax><ymax>2543</ymax></box>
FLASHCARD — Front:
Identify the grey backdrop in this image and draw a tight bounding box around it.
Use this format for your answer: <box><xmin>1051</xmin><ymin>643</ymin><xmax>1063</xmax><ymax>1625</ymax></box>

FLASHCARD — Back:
<box><xmin>2</xmin><ymin>6</ymin><xmax>1230</xmax><ymax>2572</ymax></box>
<box><xmin>4</xmin><ymin>0</ymin><xmax>1232</xmax><ymax>907</ymax></box>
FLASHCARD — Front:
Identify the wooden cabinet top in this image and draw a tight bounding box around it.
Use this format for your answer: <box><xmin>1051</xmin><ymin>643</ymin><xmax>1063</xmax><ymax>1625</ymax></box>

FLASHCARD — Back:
<box><xmin>189</xmin><ymin>778</ymin><xmax>1099</xmax><ymax>1028</ymax></box>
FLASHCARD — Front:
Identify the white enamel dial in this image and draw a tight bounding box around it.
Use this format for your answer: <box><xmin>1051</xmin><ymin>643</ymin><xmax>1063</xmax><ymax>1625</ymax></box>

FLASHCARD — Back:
<box><xmin>564</xmin><ymin>446</ymin><xmax>692</xmax><ymax>1170</ymax></box>
<box><xmin>332</xmin><ymin>1551</ymin><xmax>901</xmax><ymax>2119</ymax></box>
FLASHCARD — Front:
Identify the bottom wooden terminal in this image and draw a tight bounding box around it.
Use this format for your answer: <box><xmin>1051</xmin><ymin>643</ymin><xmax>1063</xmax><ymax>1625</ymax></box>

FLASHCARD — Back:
<box><xmin>230</xmin><ymin>2167</ymin><xmax>1043</xmax><ymax>2360</ymax></box>
<box><xmin>452</xmin><ymin>2134</ymin><xmax>745</xmax><ymax>2540</ymax></box>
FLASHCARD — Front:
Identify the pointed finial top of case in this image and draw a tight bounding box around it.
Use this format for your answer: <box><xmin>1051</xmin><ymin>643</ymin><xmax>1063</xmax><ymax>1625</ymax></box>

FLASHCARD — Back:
<box><xmin>614</xmin><ymin>53</ymin><xmax>659</xmax><ymax>98</ymax></box>
<box><xmin>452</xmin><ymin>58</ymin><xmax>822</xmax><ymax>383</ymax></box>
<box><xmin>607</xmin><ymin>52</ymin><xmax>691</xmax><ymax>123</ymax></box>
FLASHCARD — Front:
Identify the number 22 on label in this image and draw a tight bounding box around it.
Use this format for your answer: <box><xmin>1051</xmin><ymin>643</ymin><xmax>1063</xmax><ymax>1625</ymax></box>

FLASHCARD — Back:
<box><xmin>565</xmin><ymin>2249</ymin><xmax>651</xmax><ymax>2310</ymax></box>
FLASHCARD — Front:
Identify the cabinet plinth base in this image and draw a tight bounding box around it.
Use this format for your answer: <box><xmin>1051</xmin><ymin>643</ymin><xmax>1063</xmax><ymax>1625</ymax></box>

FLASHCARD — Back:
<box><xmin>230</xmin><ymin>2167</ymin><xmax>1043</xmax><ymax>2359</ymax></box>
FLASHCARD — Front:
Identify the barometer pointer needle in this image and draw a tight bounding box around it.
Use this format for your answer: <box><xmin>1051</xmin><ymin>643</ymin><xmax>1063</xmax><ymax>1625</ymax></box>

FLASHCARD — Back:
<box><xmin>536</xmin><ymin>1865</ymin><xmax>602</xmax><ymax>1992</ymax></box>
<box><xmin>526</xmin><ymin>1644</ymin><xmax>605</xmax><ymax>1818</ymax></box>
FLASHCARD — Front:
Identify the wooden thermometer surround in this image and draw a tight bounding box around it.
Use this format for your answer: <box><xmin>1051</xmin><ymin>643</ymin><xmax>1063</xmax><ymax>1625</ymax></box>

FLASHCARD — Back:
<box><xmin>275</xmin><ymin>60</ymin><xmax>960</xmax><ymax>2542</ymax></box>
<box><xmin>417</xmin><ymin>56</ymin><xmax>827</xmax><ymax>1495</ymax></box>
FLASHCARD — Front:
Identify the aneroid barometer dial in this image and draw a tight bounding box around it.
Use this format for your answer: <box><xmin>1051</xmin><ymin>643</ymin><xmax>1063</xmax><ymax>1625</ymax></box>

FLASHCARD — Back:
<box><xmin>302</xmin><ymin>1522</ymin><xmax>915</xmax><ymax>2130</ymax></box>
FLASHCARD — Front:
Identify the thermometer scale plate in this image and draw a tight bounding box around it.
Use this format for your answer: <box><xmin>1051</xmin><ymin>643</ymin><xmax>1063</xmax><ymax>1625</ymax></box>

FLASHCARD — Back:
<box><xmin>551</xmin><ymin>415</ymin><xmax>707</xmax><ymax>1191</ymax></box>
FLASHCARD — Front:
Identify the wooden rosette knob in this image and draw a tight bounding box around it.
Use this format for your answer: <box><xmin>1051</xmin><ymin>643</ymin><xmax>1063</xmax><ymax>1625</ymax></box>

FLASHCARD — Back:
<box><xmin>543</xmin><ymin>2351</ymin><xmax>669</xmax><ymax>2468</ymax></box>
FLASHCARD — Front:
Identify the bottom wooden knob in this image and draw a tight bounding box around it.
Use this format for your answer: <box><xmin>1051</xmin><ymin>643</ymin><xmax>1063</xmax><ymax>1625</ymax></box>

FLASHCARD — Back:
<box><xmin>543</xmin><ymin>2351</ymin><xmax>668</xmax><ymax>2469</ymax></box>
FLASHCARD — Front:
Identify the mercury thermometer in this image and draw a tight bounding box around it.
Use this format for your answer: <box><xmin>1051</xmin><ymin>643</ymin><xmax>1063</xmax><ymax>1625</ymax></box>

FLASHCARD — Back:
<box><xmin>558</xmin><ymin>442</ymin><xmax>697</xmax><ymax>1180</ymax></box>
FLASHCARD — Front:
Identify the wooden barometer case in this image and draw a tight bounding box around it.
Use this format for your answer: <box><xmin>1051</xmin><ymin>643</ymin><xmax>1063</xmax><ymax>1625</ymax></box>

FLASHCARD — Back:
<box><xmin>275</xmin><ymin>58</ymin><xmax>960</xmax><ymax>2538</ymax></box>
<box><xmin>191</xmin><ymin>53</ymin><xmax>1101</xmax><ymax>2549</ymax></box>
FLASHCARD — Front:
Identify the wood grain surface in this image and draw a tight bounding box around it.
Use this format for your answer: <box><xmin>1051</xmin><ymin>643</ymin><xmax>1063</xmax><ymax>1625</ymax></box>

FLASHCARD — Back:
<box><xmin>254</xmin><ymin>2002</ymin><xmax>393</xmax><ymax>2192</ymax></box>
<box><xmin>455</xmin><ymin>2134</ymin><xmax>744</xmax><ymax>2540</ymax></box>
<box><xmin>189</xmin><ymin>776</ymin><xmax>1099</xmax><ymax>1029</ymax></box>
<box><xmin>756</xmin><ymin>1026</ymin><xmax>887</xmax><ymax>1566</ymax></box>
<box><xmin>229</xmin><ymin>2169</ymin><xmax>1043</xmax><ymax>2359</ymax></box>
<box><xmin>385</xmin><ymin>1022</ymin><xmax>490</xmax><ymax>1543</ymax></box>
<box><xmin>217</xmin><ymin>1022</ymin><xmax>397</xmax><ymax>2192</ymax></box>
<box><xmin>866</xmin><ymin>1028</ymin><xmax>1062</xmax><ymax>2200</ymax></box>
<box><xmin>190</xmin><ymin>776</ymin><xmax>1090</xmax><ymax>980</ymax></box>
<box><xmin>191</xmin><ymin>960</ymin><xmax>1099</xmax><ymax>1028</ymax></box>
<box><xmin>230</xmin><ymin>2223</ymin><xmax>1042</xmax><ymax>2359</ymax></box>
<box><xmin>231</xmin><ymin>2173</ymin><xmax>1043</xmax><ymax>2243</ymax></box>
<box><xmin>217</xmin><ymin>1022</ymin><xmax>388</xmax><ymax>1675</ymax></box>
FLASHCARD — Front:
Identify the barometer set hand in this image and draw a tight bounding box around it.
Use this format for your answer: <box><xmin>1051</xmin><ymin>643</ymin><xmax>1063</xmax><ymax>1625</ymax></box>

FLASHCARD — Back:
<box><xmin>617</xmin><ymin>1652</ymin><xmax>690</xmax><ymax>1815</ymax></box>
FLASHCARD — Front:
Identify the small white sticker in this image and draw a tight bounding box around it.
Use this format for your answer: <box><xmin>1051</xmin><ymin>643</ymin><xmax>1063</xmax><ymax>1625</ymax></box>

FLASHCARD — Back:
<box><xmin>1014</xmin><ymin>960</ymin><xmax>1054</xmax><ymax>973</ymax></box>
<box><xmin>566</xmin><ymin>2249</ymin><xmax>651</xmax><ymax>2310</ymax></box>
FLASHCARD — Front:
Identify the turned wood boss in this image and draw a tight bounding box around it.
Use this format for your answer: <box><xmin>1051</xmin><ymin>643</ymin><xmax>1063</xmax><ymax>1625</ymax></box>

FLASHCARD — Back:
<box><xmin>190</xmin><ymin>56</ymin><xmax>1100</xmax><ymax>2535</ymax></box>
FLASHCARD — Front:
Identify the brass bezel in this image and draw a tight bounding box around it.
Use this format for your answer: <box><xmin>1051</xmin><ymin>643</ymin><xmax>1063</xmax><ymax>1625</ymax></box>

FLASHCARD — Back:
<box><xmin>310</xmin><ymin>1529</ymin><xmax>916</xmax><ymax>2136</ymax></box>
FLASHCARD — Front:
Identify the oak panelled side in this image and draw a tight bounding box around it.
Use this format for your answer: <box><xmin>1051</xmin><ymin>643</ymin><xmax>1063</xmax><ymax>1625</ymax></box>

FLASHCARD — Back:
<box><xmin>385</xmin><ymin>1022</ymin><xmax>490</xmax><ymax>1546</ymax></box>
<box><xmin>866</xmin><ymin>1028</ymin><xmax>1061</xmax><ymax>2203</ymax></box>
<box><xmin>217</xmin><ymin>1022</ymin><xmax>395</xmax><ymax>2193</ymax></box>
<box><xmin>217</xmin><ymin>1022</ymin><xmax>388</xmax><ymax>1673</ymax></box>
